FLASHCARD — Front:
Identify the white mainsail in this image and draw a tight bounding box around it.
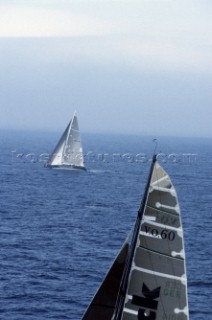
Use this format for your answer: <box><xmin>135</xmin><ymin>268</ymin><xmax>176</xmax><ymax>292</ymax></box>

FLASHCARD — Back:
<box><xmin>81</xmin><ymin>157</ymin><xmax>189</xmax><ymax>319</ymax></box>
<box><xmin>47</xmin><ymin>112</ymin><xmax>85</xmax><ymax>170</ymax></box>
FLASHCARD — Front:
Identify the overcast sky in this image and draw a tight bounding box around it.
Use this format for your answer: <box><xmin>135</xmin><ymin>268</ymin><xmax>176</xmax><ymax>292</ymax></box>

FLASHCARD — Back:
<box><xmin>1</xmin><ymin>0</ymin><xmax>212</xmax><ymax>137</ymax></box>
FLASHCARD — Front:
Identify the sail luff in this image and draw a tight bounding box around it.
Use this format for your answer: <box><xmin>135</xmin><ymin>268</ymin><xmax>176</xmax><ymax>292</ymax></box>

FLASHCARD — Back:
<box><xmin>114</xmin><ymin>155</ymin><xmax>157</xmax><ymax>320</ymax></box>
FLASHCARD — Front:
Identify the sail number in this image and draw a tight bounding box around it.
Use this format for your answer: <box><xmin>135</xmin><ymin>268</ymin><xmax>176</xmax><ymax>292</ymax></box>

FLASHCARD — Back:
<box><xmin>144</xmin><ymin>226</ymin><xmax>175</xmax><ymax>241</ymax></box>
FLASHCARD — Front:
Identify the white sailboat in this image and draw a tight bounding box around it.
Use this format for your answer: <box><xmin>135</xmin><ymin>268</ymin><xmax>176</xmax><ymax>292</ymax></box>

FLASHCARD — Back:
<box><xmin>81</xmin><ymin>155</ymin><xmax>189</xmax><ymax>319</ymax></box>
<box><xmin>46</xmin><ymin>112</ymin><xmax>86</xmax><ymax>171</ymax></box>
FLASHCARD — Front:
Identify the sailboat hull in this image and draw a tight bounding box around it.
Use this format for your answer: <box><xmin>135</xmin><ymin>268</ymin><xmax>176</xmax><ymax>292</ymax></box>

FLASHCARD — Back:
<box><xmin>45</xmin><ymin>164</ymin><xmax>86</xmax><ymax>171</ymax></box>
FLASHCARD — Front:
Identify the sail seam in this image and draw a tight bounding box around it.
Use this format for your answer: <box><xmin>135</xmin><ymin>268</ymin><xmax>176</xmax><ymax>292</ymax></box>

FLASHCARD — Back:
<box><xmin>147</xmin><ymin>204</ymin><xmax>179</xmax><ymax>216</ymax></box>
<box><xmin>138</xmin><ymin>245</ymin><xmax>184</xmax><ymax>260</ymax></box>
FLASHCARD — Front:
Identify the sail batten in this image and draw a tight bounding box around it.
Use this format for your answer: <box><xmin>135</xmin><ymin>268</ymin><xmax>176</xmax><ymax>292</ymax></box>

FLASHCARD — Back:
<box><xmin>133</xmin><ymin>266</ymin><xmax>186</xmax><ymax>281</ymax></box>
<box><xmin>138</xmin><ymin>246</ymin><xmax>184</xmax><ymax>261</ymax></box>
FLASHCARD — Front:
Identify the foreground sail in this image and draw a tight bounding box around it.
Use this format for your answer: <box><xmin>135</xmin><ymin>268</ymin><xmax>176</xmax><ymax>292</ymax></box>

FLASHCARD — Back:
<box><xmin>46</xmin><ymin>112</ymin><xmax>86</xmax><ymax>171</ymax></box>
<box><xmin>82</xmin><ymin>240</ymin><xmax>130</xmax><ymax>320</ymax></box>
<box><xmin>82</xmin><ymin>156</ymin><xmax>189</xmax><ymax>319</ymax></box>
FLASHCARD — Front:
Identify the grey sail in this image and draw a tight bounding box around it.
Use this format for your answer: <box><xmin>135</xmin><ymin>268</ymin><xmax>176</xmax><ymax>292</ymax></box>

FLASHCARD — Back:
<box><xmin>82</xmin><ymin>240</ymin><xmax>130</xmax><ymax>320</ymax></box>
<box><xmin>46</xmin><ymin>112</ymin><xmax>85</xmax><ymax>170</ymax></box>
<box><xmin>119</xmin><ymin>160</ymin><xmax>189</xmax><ymax>320</ymax></box>
<box><xmin>81</xmin><ymin>157</ymin><xmax>189</xmax><ymax>320</ymax></box>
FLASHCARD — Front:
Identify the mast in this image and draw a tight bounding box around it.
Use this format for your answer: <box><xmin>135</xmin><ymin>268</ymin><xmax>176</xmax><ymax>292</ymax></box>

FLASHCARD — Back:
<box><xmin>114</xmin><ymin>154</ymin><xmax>157</xmax><ymax>320</ymax></box>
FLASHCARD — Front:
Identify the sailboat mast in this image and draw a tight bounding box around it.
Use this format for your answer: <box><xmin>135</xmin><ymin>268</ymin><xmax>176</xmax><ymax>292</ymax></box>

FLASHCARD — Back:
<box><xmin>114</xmin><ymin>154</ymin><xmax>157</xmax><ymax>320</ymax></box>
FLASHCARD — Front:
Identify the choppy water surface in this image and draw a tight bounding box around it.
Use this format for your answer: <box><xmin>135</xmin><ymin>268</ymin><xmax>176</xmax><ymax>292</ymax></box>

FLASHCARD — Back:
<box><xmin>0</xmin><ymin>130</ymin><xmax>211</xmax><ymax>319</ymax></box>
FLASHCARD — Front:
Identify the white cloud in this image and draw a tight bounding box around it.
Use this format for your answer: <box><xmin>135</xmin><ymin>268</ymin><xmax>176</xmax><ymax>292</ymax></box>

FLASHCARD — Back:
<box><xmin>0</xmin><ymin>5</ymin><xmax>115</xmax><ymax>37</ymax></box>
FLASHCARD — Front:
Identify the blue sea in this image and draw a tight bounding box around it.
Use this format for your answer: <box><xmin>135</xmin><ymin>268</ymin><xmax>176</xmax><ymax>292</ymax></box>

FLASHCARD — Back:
<box><xmin>0</xmin><ymin>130</ymin><xmax>211</xmax><ymax>320</ymax></box>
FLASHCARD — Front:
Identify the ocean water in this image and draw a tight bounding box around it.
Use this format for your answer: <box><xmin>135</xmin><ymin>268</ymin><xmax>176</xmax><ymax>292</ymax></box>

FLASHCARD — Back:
<box><xmin>0</xmin><ymin>129</ymin><xmax>211</xmax><ymax>320</ymax></box>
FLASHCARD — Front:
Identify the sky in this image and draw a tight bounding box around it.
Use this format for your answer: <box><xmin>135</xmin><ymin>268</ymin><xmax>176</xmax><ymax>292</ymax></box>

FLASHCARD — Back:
<box><xmin>0</xmin><ymin>0</ymin><xmax>212</xmax><ymax>137</ymax></box>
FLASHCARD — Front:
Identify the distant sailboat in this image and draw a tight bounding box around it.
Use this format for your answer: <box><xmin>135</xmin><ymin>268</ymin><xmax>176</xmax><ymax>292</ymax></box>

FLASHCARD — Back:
<box><xmin>81</xmin><ymin>155</ymin><xmax>189</xmax><ymax>319</ymax></box>
<box><xmin>46</xmin><ymin>112</ymin><xmax>86</xmax><ymax>171</ymax></box>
